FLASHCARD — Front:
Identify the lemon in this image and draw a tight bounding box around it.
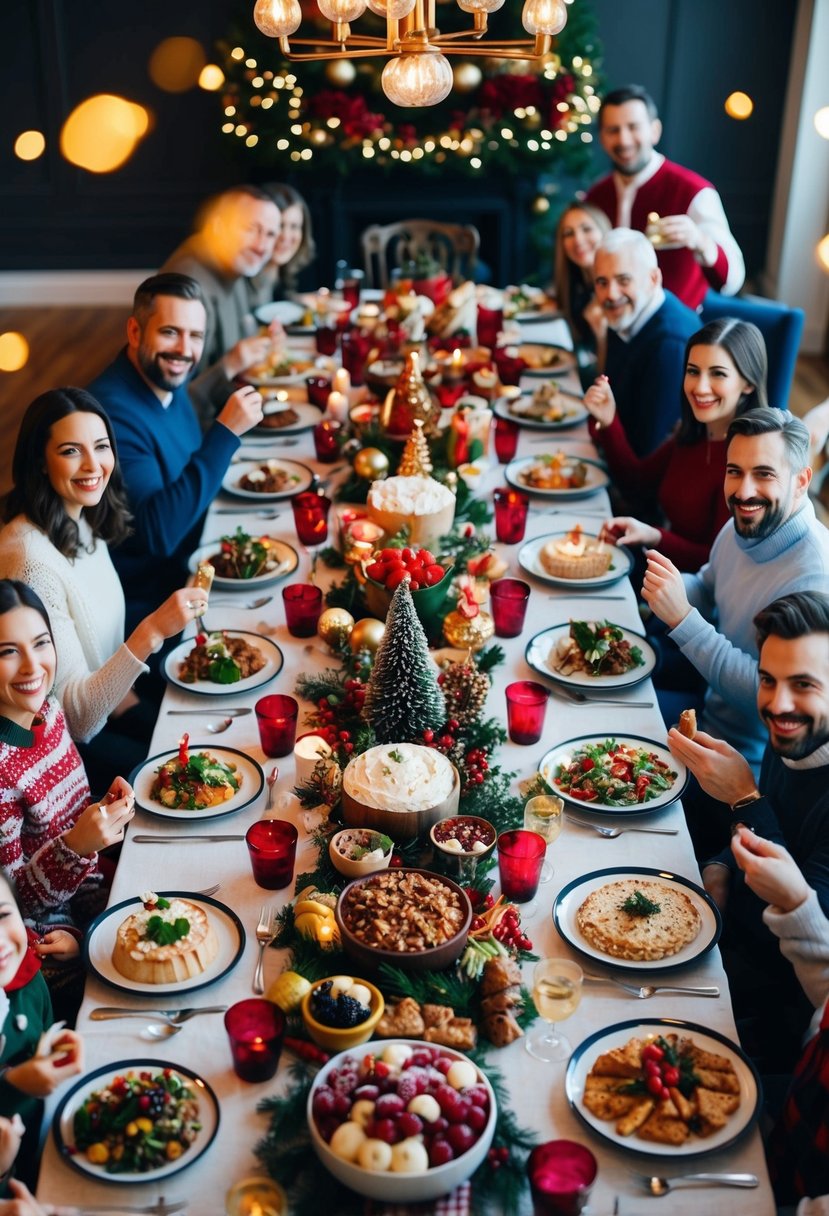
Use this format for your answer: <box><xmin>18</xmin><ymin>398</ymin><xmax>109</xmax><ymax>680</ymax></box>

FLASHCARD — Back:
<box><xmin>266</xmin><ymin>970</ymin><xmax>312</xmax><ymax>1013</ymax></box>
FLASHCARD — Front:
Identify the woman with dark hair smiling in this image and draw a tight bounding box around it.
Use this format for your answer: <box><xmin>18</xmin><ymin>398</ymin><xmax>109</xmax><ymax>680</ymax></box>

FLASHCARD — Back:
<box><xmin>254</xmin><ymin>182</ymin><xmax>317</xmax><ymax>301</ymax></box>
<box><xmin>0</xmin><ymin>388</ymin><xmax>206</xmax><ymax>782</ymax></box>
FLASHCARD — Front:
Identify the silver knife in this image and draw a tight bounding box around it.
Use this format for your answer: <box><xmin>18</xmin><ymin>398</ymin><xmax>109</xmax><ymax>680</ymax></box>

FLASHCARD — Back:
<box><xmin>90</xmin><ymin>1006</ymin><xmax>227</xmax><ymax>1021</ymax></box>
<box><xmin>166</xmin><ymin>708</ymin><xmax>252</xmax><ymax>716</ymax></box>
<box><xmin>131</xmin><ymin>834</ymin><xmax>245</xmax><ymax>843</ymax></box>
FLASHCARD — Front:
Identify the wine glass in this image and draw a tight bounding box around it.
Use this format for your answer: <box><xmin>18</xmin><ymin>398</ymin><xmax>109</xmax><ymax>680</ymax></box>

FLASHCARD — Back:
<box><xmin>524</xmin><ymin>794</ymin><xmax>563</xmax><ymax>884</ymax></box>
<box><xmin>526</xmin><ymin>957</ymin><xmax>583</xmax><ymax>1063</ymax></box>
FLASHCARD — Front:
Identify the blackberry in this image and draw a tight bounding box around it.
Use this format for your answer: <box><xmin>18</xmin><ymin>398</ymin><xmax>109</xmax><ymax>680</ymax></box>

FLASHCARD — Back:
<box><xmin>333</xmin><ymin>994</ymin><xmax>369</xmax><ymax>1028</ymax></box>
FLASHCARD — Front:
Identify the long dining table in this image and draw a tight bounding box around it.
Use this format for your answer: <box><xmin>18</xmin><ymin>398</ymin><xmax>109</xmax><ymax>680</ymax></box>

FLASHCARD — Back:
<box><xmin>36</xmin><ymin>314</ymin><xmax>775</xmax><ymax>1215</ymax></box>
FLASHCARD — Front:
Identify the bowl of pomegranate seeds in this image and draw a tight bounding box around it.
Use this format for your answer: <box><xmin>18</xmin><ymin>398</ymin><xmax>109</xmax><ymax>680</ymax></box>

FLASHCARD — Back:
<box><xmin>430</xmin><ymin>817</ymin><xmax>497</xmax><ymax>877</ymax></box>
<box><xmin>307</xmin><ymin>1039</ymin><xmax>496</xmax><ymax>1201</ymax></box>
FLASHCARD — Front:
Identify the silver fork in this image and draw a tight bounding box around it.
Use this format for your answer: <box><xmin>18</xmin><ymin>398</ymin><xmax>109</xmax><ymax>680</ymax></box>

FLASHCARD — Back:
<box><xmin>584</xmin><ymin>973</ymin><xmax>720</xmax><ymax>999</ymax></box>
<box><xmin>565</xmin><ymin>814</ymin><xmax>678</xmax><ymax>837</ymax></box>
<box><xmin>253</xmin><ymin>905</ymin><xmax>278</xmax><ymax>994</ymax></box>
<box><xmin>549</xmin><ymin>684</ymin><xmax>653</xmax><ymax>709</ymax></box>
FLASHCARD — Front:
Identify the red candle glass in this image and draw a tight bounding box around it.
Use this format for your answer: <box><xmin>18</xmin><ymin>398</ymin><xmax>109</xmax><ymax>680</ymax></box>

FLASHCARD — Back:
<box><xmin>282</xmin><ymin>583</ymin><xmax>323</xmax><ymax>637</ymax></box>
<box><xmin>477</xmin><ymin>304</ymin><xmax>504</xmax><ymax>349</ymax></box>
<box><xmin>497</xmin><ymin>829</ymin><xmax>547</xmax><ymax>904</ymax></box>
<box><xmin>340</xmin><ymin>329</ymin><xmax>371</xmax><ymax>386</ymax></box>
<box><xmin>490</xmin><ymin>578</ymin><xmax>531</xmax><ymax>638</ymax></box>
<box><xmin>505</xmin><ymin>679</ymin><xmax>549</xmax><ymax>745</ymax></box>
<box><xmin>224</xmin><ymin>999</ymin><xmax>285</xmax><ymax>1082</ymax></box>
<box><xmin>245</xmin><ymin>818</ymin><xmax>299</xmax><ymax>889</ymax></box>
<box><xmin>306</xmin><ymin>374</ymin><xmax>333</xmax><ymax>409</ymax></box>
<box><xmin>255</xmin><ymin>694</ymin><xmax>299</xmax><ymax>758</ymax></box>
<box><xmin>527</xmin><ymin>1141</ymin><xmax>597</xmax><ymax>1216</ymax></box>
<box><xmin>313</xmin><ymin>419</ymin><xmax>343</xmax><ymax>463</ymax></box>
<box><xmin>291</xmin><ymin>492</ymin><xmax>331</xmax><ymax>546</ymax></box>
<box><xmin>493</xmin><ymin>416</ymin><xmax>520</xmax><ymax>463</ymax></box>
<box><xmin>338</xmin><ymin>269</ymin><xmax>364</xmax><ymax>310</ymax></box>
<box><xmin>493</xmin><ymin>487</ymin><xmax>530</xmax><ymax>544</ymax></box>
<box><xmin>315</xmin><ymin>324</ymin><xmax>338</xmax><ymax>356</ymax></box>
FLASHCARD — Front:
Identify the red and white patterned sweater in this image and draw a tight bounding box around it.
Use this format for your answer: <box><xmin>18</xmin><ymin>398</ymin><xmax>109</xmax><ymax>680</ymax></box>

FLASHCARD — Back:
<box><xmin>0</xmin><ymin>698</ymin><xmax>99</xmax><ymax>921</ymax></box>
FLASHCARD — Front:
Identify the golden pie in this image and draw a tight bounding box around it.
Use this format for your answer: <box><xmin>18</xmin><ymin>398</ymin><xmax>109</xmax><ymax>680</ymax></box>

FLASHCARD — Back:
<box><xmin>112</xmin><ymin>896</ymin><xmax>218</xmax><ymax>984</ymax></box>
<box><xmin>576</xmin><ymin>878</ymin><xmax>702</xmax><ymax>962</ymax></box>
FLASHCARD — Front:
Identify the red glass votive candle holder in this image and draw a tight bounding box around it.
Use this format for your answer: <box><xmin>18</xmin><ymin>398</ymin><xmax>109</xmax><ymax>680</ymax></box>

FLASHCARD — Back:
<box><xmin>255</xmin><ymin>694</ymin><xmax>299</xmax><ymax>758</ymax></box>
<box><xmin>306</xmin><ymin>374</ymin><xmax>333</xmax><ymax>409</ymax></box>
<box><xmin>313</xmin><ymin>419</ymin><xmax>343</xmax><ymax>463</ymax></box>
<box><xmin>246</xmin><ymin>818</ymin><xmax>298</xmax><ymax>889</ymax></box>
<box><xmin>493</xmin><ymin>416</ymin><xmax>520</xmax><ymax>464</ymax></box>
<box><xmin>527</xmin><ymin>1140</ymin><xmax>597</xmax><ymax>1216</ymax></box>
<box><xmin>291</xmin><ymin>491</ymin><xmax>331</xmax><ymax>546</ymax></box>
<box><xmin>282</xmin><ymin>583</ymin><xmax>323</xmax><ymax>638</ymax></box>
<box><xmin>315</xmin><ymin>324</ymin><xmax>338</xmax><ymax>356</ymax></box>
<box><xmin>224</xmin><ymin>998</ymin><xmax>285</xmax><ymax>1082</ymax></box>
<box><xmin>493</xmin><ymin>487</ymin><xmax>530</xmax><ymax>544</ymax></box>
<box><xmin>490</xmin><ymin>578</ymin><xmax>531</xmax><ymax>638</ymax></box>
<box><xmin>339</xmin><ymin>270</ymin><xmax>364</xmax><ymax>310</ymax></box>
<box><xmin>497</xmin><ymin>829</ymin><xmax>547</xmax><ymax>904</ymax></box>
<box><xmin>477</xmin><ymin>304</ymin><xmax>504</xmax><ymax>349</ymax></box>
<box><xmin>505</xmin><ymin>679</ymin><xmax>549</xmax><ymax>745</ymax></box>
<box><xmin>340</xmin><ymin>329</ymin><xmax>370</xmax><ymax>386</ymax></box>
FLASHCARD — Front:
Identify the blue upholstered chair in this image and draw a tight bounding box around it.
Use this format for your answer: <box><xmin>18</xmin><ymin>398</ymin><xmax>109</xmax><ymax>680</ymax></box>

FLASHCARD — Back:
<box><xmin>700</xmin><ymin>291</ymin><xmax>805</xmax><ymax>411</ymax></box>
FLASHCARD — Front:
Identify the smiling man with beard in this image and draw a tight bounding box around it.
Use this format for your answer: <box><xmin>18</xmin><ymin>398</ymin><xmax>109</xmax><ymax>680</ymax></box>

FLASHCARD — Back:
<box><xmin>667</xmin><ymin>591</ymin><xmax>829</xmax><ymax>1069</ymax></box>
<box><xmin>89</xmin><ymin>273</ymin><xmax>263</xmax><ymax>630</ymax></box>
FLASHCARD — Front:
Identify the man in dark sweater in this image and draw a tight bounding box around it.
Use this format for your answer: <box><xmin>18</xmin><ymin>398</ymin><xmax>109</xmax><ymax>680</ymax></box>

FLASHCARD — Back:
<box><xmin>668</xmin><ymin>590</ymin><xmax>829</xmax><ymax>1066</ymax></box>
<box><xmin>585</xmin><ymin>228</ymin><xmax>699</xmax><ymax>457</ymax></box>
<box><xmin>89</xmin><ymin>273</ymin><xmax>264</xmax><ymax>630</ymax></box>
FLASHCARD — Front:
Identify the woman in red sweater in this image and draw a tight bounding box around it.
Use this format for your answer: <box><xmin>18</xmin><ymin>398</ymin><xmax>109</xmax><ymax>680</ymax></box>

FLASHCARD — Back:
<box><xmin>584</xmin><ymin>317</ymin><xmax>768</xmax><ymax>570</ymax></box>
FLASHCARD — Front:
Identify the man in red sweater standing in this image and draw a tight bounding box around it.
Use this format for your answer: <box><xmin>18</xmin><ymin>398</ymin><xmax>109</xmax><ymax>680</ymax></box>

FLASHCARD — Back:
<box><xmin>586</xmin><ymin>85</ymin><xmax>744</xmax><ymax>311</ymax></box>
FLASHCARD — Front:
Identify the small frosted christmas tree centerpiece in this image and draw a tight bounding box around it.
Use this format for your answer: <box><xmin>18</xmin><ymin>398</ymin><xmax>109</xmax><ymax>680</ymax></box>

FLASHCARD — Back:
<box><xmin>361</xmin><ymin>578</ymin><xmax>445</xmax><ymax>743</ymax></box>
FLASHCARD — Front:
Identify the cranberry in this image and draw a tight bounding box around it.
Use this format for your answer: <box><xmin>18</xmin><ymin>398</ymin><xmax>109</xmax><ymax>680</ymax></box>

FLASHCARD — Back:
<box><xmin>467</xmin><ymin>1106</ymin><xmax>488</xmax><ymax>1132</ymax></box>
<box><xmin>312</xmin><ymin>1087</ymin><xmax>336</xmax><ymax>1117</ymax></box>
<box><xmin>397</xmin><ymin>1112</ymin><xmax>424</xmax><ymax>1138</ymax></box>
<box><xmin>353</xmin><ymin>1084</ymin><xmax>380</xmax><ymax>1102</ymax></box>
<box><xmin>375</xmin><ymin>1093</ymin><xmax>405</xmax><ymax>1118</ymax></box>
<box><xmin>447</xmin><ymin>1123</ymin><xmax>476</xmax><ymax>1154</ymax></box>
<box><xmin>428</xmin><ymin>1138</ymin><xmax>455</xmax><ymax>1167</ymax></box>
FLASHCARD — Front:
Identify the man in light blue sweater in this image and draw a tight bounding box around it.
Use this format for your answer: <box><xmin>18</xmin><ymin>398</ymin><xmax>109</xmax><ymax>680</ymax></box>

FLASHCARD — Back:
<box><xmin>643</xmin><ymin>408</ymin><xmax>829</xmax><ymax>773</ymax></box>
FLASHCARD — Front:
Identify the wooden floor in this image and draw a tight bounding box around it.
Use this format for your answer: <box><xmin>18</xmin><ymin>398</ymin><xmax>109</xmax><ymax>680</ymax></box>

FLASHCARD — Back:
<box><xmin>1</xmin><ymin>305</ymin><xmax>828</xmax><ymax>501</ymax></box>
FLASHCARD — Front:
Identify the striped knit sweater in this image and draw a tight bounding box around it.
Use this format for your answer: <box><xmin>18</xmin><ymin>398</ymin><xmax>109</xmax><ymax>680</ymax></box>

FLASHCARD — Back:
<box><xmin>0</xmin><ymin>699</ymin><xmax>99</xmax><ymax>923</ymax></box>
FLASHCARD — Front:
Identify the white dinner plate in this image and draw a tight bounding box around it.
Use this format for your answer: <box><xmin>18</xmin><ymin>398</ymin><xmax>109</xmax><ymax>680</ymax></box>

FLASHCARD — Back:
<box><xmin>526</xmin><ymin>623</ymin><xmax>656</xmax><ymax>691</ymax></box>
<box><xmin>254</xmin><ymin>300</ymin><xmax>306</xmax><ymax>327</ymax></box>
<box><xmin>519</xmin><ymin>533</ymin><xmax>633</xmax><ymax>590</ymax></box>
<box><xmin>517</xmin><ymin>342</ymin><xmax>577</xmax><ymax>376</ymax></box>
<box><xmin>553</xmin><ymin>866</ymin><xmax>721</xmax><ymax>973</ymax></box>
<box><xmin>538</xmin><ymin>733</ymin><xmax>688</xmax><ymax>815</ymax></box>
<box><xmin>251</xmin><ymin>400</ymin><xmax>323</xmax><ymax>436</ymax></box>
<box><xmin>129</xmin><ymin>745</ymin><xmax>264</xmax><ymax>821</ymax></box>
<box><xmin>566</xmin><ymin>1018</ymin><xmax>760</xmax><ymax>1159</ymax></box>
<box><xmin>494</xmin><ymin>391</ymin><xmax>587</xmax><ymax>431</ymax></box>
<box><xmin>163</xmin><ymin>630</ymin><xmax>283</xmax><ymax>696</ymax></box>
<box><xmin>506</xmin><ymin>454</ymin><xmax>609</xmax><ymax>499</ymax></box>
<box><xmin>53</xmin><ymin>1058</ymin><xmax>220</xmax><ymax>1183</ymax></box>
<box><xmin>188</xmin><ymin>538</ymin><xmax>298</xmax><ymax>590</ymax></box>
<box><xmin>84</xmin><ymin>892</ymin><xmax>246</xmax><ymax>996</ymax></box>
<box><xmin>221</xmin><ymin>458</ymin><xmax>313</xmax><ymax>500</ymax></box>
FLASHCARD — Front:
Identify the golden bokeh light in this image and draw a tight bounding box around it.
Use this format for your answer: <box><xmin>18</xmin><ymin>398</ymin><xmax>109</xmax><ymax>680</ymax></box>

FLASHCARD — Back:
<box><xmin>817</xmin><ymin>234</ymin><xmax>829</xmax><ymax>275</ymax></box>
<box><xmin>724</xmin><ymin>91</ymin><xmax>754</xmax><ymax>120</ymax></box>
<box><xmin>815</xmin><ymin>107</ymin><xmax>829</xmax><ymax>140</ymax></box>
<box><xmin>60</xmin><ymin>95</ymin><xmax>149</xmax><ymax>173</ymax></box>
<box><xmin>14</xmin><ymin>130</ymin><xmax>46</xmax><ymax>161</ymax></box>
<box><xmin>0</xmin><ymin>332</ymin><xmax>30</xmax><ymax>373</ymax></box>
<box><xmin>148</xmin><ymin>36</ymin><xmax>206</xmax><ymax>93</ymax></box>
<box><xmin>198</xmin><ymin>64</ymin><xmax>225</xmax><ymax>91</ymax></box>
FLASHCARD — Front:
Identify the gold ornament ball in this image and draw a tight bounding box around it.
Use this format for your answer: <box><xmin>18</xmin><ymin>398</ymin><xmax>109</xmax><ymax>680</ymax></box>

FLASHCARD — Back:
<box><xmin>349</xmin><ymin>617</ymin><xmax>386</xmax><ymax>654</ymax></box>
<box><xmin>453</xmin><ymin>62</ymin><xmax>482</xmax><ymax>93</ymax></box>
<box><xmin>317</xmin><ymin>607</ymin><xmax>355</xmax><ymax>648</ymax></box>
<box><xmin>353</xmin><ymin>447</ymin><xmax>390</xmax><ymax>480</ymax></box>
<box><xmin>532</xmin><ymin>195</ymin><xmax>551</xmax><ymax>215</ymax></box>
<box><xmin>325</xmin><ymin>59</ymin><xmax>356</xmax><ymax>87</ymax></box>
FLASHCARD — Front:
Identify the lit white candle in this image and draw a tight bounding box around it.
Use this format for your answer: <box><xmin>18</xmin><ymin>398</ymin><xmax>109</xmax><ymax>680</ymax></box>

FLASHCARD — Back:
<box><xmin>294</xmin><ymin>733</ymin><xmax>334</xmax><ymax>787</ymax></box>
<box><xmin>332</xmin><ymin>367</ymin><xmax>351</xmax><ymax>396</ymax></box>
<box><xmin>326</xmin><ymin>390</ymin><xmax>349</xmax><ymax>422</ymax></box>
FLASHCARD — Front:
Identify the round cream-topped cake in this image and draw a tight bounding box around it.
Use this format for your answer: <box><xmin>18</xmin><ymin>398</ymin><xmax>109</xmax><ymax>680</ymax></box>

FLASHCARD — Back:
<box><xmin>343</xmin><ymin>744</ymin><xmax>455</xmax><ymax>812</ymax></box>
<box><xmin>367</xmin><ymin>475</ymin><xmax>455</xmax><ymax>547</ymax></box>
<box><xmin>112</xmin><ymin>894</ymin><xmax>219</xmax><ymax>984</ymax></box>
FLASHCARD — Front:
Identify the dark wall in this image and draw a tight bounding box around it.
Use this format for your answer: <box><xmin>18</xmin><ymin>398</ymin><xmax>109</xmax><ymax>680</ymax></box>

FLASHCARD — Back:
<box><xmin>0</xmin><ymin>0</ymin><xmax>797</xmax><ymax>282</ymax></box>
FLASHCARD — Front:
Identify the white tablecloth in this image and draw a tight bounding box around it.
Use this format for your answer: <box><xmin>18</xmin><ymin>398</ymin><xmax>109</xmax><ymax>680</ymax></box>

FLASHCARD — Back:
<box><xmin>36</xmin><ymin>318</ymin><xmax>775</xmax><ymax>1216</ymax></box>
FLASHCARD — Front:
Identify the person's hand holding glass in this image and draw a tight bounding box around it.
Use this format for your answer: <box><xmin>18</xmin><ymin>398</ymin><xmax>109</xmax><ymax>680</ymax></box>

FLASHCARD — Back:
<box><xmin>524</xmin><ymin>794</ymin><xmax>563</xmax><ymax>884</ymax></box>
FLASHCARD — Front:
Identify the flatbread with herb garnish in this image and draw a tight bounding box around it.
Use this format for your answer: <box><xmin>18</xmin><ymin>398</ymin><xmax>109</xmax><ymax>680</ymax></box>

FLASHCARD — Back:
<box><xmin>576</xmin><ymin>878</ymin><xmax>702</xmax><ymax>961</ymax></box>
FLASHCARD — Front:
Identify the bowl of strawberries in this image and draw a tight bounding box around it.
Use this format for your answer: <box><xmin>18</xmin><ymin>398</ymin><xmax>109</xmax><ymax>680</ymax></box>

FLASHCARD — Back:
<box><xmin>363</xmin><ymin>547</ymin><xmax>453</xmax><ymax>635</ymax></box>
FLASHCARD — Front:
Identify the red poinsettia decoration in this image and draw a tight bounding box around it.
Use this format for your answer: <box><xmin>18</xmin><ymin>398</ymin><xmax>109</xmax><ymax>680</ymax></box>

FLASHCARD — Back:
<box><xmin>479</xmin><ymin>74</ymin><xmax>544</xmax><ymax>118</ymax></box>
<box><xmin>306</xmin><ymin>90</ymin><xmax>385</xmax><ymax>138</ymax></box>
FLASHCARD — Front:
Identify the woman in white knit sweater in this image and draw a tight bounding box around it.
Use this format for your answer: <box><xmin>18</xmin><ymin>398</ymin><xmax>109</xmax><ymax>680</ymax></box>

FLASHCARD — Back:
<box><xmin>0</xmin><ymin>388</ymin><xmax>209</xmax><ymax>783</ymax></box>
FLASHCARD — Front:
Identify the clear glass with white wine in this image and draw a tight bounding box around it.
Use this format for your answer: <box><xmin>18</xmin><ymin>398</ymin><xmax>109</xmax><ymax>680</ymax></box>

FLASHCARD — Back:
<box><xmin>523</xmin><ymin>794</ymin><xmax>563</xmax><ymax>884</ymax></box>
<box><xmin>527</xmin><ymin>957</ymin><xmax>583</xmax><ymax>1062</ymax></box>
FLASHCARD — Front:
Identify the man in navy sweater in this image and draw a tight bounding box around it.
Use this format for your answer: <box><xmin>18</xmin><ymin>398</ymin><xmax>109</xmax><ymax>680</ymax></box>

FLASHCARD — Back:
<box><xmin>89</xmin><ymin>273</ymin><xmax>264</xmax><ymax>631</ymax></box>
<box><xmin>584</xmin><ymin>228</ymin><xmax>699</xmax><ymax>457</ymax></box>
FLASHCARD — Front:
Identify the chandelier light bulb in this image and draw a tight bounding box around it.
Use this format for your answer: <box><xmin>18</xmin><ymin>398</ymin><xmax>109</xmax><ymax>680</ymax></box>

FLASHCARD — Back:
<box><xmin>458</xmin><ymin>0</ymin><xmax>506</xmax><ymax>12</ymax></box>
<box><xmin>366</xmin><ymin>0</ymin><xmax>417</xmax><ymax>18</ymax></box>
<box><xmin>317</xmin><ymin>0</ymin><xmax>368</xmax><ymax>22</ymax></box>
<box><xmin>381</xmin><ymin>48</ymin><xmax>453</xmax><ymax>107</ymax></box>
<box><xmin>521</xmin><ymin>0</ymin><xmax>567</xmax><ymax>36</ymax></box>
<box><xmin>253</xmin><ymin>0</ymin><xmax>302</xmax><ymax>37</ymax></box>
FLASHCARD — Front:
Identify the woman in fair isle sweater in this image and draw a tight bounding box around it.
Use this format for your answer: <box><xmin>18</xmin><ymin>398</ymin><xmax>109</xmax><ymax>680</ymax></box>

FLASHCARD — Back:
<box><xmin>0</xmin><ymin>580</ymin><xmax>134</xmax><ymax>928</ymax></box>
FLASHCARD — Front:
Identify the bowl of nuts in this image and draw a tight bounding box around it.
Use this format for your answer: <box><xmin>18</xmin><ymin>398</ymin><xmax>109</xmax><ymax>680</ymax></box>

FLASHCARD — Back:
<box><xmin>301</xmin><ymin>975</ymin><xmax>385</xmax><ymax>1052</ymax></box>
<box><xmin>335</xmin><ymin>868</ymin><xmax>472</xmax><ymax>974</ymax></box>
<box><xmin>308</xmin><ymin>1039</ymin><xmax>496</xmax><ymax>1202</ymax></box>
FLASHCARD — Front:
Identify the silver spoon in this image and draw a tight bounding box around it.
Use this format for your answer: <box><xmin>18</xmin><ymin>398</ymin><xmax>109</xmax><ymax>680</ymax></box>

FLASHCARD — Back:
<box><xmin>203</xmin><ymin>717</ymin><xmax>233</xmax><ymax>734</ymax></box>
<box><xmin>209</xmin><ymin>595</ymin><xmax>273</xmax><ymax>610</ymax></box>
<box><xmin>266</xmin><ymin>764</ymin><xmax>279</xmax><ymax>810</ymax></box>
<box><xmin>141</xmin><ymin>1021</ymin><xmax>183</xmax><ymax>1040</ymax></box>
<box><xmin>635</xmin><ymin>1173</ymin><xmax>758</xmax><ymax>1195</ymax></box>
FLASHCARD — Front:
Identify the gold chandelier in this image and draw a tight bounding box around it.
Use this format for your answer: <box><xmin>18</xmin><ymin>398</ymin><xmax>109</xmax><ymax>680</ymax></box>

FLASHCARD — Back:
<box><xmin>251</xmin><ymin>0</ymin><xmax>569</xmax><ymax>107</ymax></box>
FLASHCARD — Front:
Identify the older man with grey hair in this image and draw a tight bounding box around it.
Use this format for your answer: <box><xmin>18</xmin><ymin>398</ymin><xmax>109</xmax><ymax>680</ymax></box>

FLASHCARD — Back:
<box><xmin>584</xmin><ymin>227</ymin><xmax>699</xmax><ymax>456</ymax></box>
